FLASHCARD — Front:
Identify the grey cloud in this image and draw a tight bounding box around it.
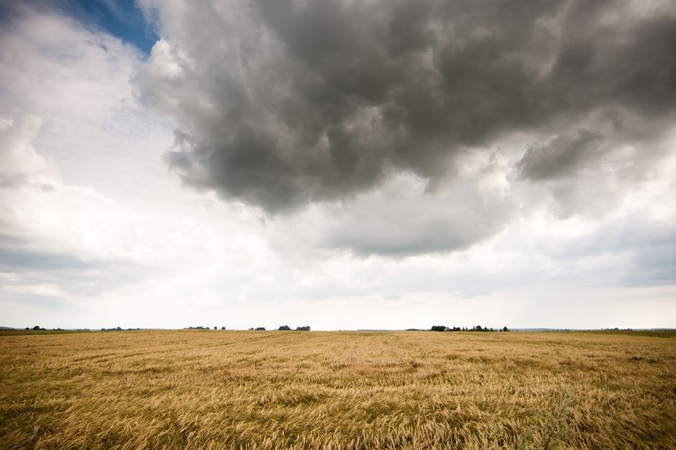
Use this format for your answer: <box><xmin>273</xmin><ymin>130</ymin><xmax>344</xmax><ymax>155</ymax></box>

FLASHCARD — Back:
<box><xmin>0</xmin><ymin>231</ymin><xmax>156</xmax><ymax>306</ymax></box>
<box><xmin>265</xmin><ymin>165</ymin><xmax>515</xmax><ymax>257</ymax></box>
<box><xmin>137</xmin><ymin>0</ymin><xmax>676</xmax><ymax>213</ymax></box>
<box><xmin>631</xmin><ymin>243</ymin><xmax>676</xmax><ymax>285</ymax></box>
<box><xmin>517</xmin><ymin>129</ymin><xmax>605</xmax><ymax>181</ymax></box>
<box><xmin>326</xmin><ymin>215</ymin><xmax>501</xmax><ymax>257</ymax></box>
<box><xmin>0</xmin><ymin>246</ymin><xmax>93</xmax><ymax>271</ymax></box>
<box><xmin>0</xmin><ymin>172</ymin><xmax>56</xmax><ymax>191</ymax></box>
<box><xmin>536</xmin><ymin>219</ymin><xmax>676</xmax><ymax>261</ymax></box>
<box><xmin>0</xmin><ymin>172</ymin><xmax>28</xmax><ymax>189</ymax></box>
<box><xmin>323</xmin><ymin>186</ymin><xmax>511</xmax><ymax>257</ymax></box>
<box><xmin>524</xmin><ymin>216</ymin><xmax>676</xmax><ymax>286</ymax></box>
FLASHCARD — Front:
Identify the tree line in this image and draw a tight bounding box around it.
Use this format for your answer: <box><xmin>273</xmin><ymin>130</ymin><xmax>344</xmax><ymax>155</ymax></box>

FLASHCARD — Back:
<box><xmin>431</xmin><ymin>325</ymin><xmax>509</xmax><ymax>332</ymax></box>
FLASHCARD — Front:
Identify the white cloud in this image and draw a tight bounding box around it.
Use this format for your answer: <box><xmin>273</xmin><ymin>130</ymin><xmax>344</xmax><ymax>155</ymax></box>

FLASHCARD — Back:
<box><xmin>0</xmin><ymin>6</ymin><xmax>272</xmax><ymax>327</ymax></box>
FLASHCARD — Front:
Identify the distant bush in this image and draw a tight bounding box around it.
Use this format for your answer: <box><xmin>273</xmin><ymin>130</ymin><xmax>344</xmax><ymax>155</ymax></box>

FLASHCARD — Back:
<box><xmin>255</xmin><ymin>327</ymin><xmax>266</xmax><ymax>331</ymax></box>
<box><xmin>279</xmin><ymin>325</ymin><xmax>291</xmax><ymax>331</ymax></box>
<box><xmin>296</xmin><ymin>326</ymin><xmax>311</xmax><ymax>331</ymax></box>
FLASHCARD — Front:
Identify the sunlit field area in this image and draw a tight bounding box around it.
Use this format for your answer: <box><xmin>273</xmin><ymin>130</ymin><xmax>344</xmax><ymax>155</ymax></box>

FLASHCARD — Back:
<box><xmin>1</xmin><ymin>330</ymin><xmax>675</xmax><ymax>449</ymax></box>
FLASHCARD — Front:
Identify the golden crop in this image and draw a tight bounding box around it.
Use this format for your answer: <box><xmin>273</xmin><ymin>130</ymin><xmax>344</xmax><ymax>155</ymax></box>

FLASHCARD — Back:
<box><xmin>1</xmin><ymin>330</ymin><xmax>674</xmax><ymax>449</ymax></box>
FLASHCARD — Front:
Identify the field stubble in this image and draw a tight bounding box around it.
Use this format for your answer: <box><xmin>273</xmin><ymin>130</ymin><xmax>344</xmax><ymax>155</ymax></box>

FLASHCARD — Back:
<box><xmin>1</xmin><ymin>330</ymin><xmax>674</xmax><ymax>449</ymax></box>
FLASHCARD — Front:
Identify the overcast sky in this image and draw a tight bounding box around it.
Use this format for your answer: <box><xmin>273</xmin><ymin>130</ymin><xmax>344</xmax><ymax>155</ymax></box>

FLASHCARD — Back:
<box><xmin>1</xmin><ymin>0</ymin><xmax>675</xmax><ymax>330</ymax></box>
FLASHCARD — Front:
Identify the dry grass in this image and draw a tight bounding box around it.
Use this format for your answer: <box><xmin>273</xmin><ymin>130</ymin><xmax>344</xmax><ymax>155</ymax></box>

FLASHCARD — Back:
<box><xmin>1</xmin><ymin>330</ymin><xmax>675</xmax><ymax>449</ymax></box>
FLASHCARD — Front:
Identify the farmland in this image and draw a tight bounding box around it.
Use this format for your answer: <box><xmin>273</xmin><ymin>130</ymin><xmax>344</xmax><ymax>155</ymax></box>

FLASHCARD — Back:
<box><xmin>1</xmin><ymin>330</ymin><xmax>675</xmax><ymax>449</ymax></box>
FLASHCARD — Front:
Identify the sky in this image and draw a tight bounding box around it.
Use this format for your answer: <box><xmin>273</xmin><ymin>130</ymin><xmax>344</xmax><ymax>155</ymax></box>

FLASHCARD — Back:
<box><xmin>1</xmin><ymin>0</ymin><xmax>675</xmax><ymax>330</ymax></box>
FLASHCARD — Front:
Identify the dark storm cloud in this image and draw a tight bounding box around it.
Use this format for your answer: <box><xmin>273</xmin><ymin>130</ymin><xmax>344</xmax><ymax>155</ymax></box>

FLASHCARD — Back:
<box><xmin>137</xmin><ymin>0</ymin><xmax>676</xmax><ymax>213</ymax></box>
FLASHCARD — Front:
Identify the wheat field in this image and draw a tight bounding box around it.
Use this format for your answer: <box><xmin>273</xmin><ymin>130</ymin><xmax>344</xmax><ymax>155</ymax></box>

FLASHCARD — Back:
<box><xmin>1</xmin><ymin>330</ymin><xmax>674</xmax><ymax>449</ymax></box>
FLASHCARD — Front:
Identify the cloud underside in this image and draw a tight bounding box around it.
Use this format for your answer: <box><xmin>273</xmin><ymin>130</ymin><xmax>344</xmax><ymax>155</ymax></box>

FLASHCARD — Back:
<box><xmin>137</xmin><ymin>0</ymin><xmax>675</xmax><ymax>216</ymax></box>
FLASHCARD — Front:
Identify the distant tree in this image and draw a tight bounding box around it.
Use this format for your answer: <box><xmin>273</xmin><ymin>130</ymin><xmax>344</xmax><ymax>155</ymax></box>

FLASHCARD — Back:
<box><xmin>502</xmin><ymin>326</ymin><xmax>509</xmax><ymax>332</ymax></box>
<box><xmin>431</xmin><ymin>325</ymin><xmax>447</xmax><ymax>332</ymax></box>
<box><xmin>296</xmin><ymin>326</ymin><xmax>310</xmax><ymax>331</ymax></box>
<box><xmin>278</xmin><ymin>325</ymin><xmax>291</xmax><ymax>331</ymax></box>
<box><xmin>221</xmin><ymin>326</ymin><xmax>226</xmax><ymax>330</ymax></box>
<box><xmin>255</xmin><ymin>327</ymin><xmax>266</xmax><ymax>331</ymax></box>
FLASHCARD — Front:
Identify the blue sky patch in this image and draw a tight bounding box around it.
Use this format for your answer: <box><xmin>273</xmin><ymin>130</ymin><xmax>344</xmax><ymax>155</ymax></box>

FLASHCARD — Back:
<box><xmin>62</xmin><ymin>0</ymin><xmax>157</xmax><ymax>53</ymax></box>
